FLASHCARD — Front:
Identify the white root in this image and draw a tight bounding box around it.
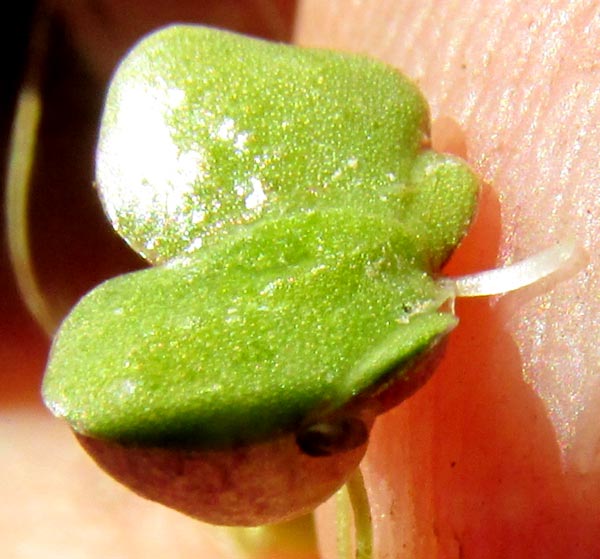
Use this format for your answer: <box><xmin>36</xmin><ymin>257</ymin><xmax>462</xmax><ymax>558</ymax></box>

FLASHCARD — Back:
<box><xmin>441</xmin><ymin>238</ymin><xmax>580</xmax><ymax>298</ymax></box>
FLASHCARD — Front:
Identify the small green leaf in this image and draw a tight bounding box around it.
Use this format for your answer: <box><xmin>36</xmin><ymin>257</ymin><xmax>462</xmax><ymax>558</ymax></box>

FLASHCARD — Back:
<box><xmin>95</xmin><ymin>25</ymin><xmax>433</xmax><ymax>262</ymax></box>
<box><xmin>44</xmin><ymin>209</ymin><xmax>456</xmax><ymax>448</ymax></box>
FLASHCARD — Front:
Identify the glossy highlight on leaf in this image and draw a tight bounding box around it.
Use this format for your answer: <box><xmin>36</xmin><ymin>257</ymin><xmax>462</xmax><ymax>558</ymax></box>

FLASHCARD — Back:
<box><xmin>42</xmin><ymin>25</ymin><xmax>478</xmax><ymax>451</ymax></box>
<box><xmin>95</xmin><ymin>25</ymin><xmax>433</xmax><ymax>263</ymax></box>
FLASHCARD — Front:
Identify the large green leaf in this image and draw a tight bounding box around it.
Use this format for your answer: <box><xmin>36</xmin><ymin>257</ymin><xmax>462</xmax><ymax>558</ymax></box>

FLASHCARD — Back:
<box><xmin>43</xmin><ymin>26</ymin><xmax>478</xmax><ymax>450</ymax></box>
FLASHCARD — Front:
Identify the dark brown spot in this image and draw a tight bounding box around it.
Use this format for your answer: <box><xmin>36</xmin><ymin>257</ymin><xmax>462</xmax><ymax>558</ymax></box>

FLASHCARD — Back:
<box><xmin>296</xmin><ymin>417</ymin><xmax>368</xmax><ymax>457</ymax></box>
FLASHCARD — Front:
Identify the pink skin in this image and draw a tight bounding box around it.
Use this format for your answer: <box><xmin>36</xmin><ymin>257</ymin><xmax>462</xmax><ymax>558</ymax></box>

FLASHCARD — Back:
<box><xmin>3</xmin><ymin>1</ymin><xmax>599</xmax><ymax>557</ymax></box>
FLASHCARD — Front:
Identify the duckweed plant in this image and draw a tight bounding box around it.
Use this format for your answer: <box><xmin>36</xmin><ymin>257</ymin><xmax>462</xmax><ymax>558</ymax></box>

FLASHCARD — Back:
<box><xmin>16</xmin><ymin>25</ymin><xmax>574</xmax><ymax>559</ymax></box>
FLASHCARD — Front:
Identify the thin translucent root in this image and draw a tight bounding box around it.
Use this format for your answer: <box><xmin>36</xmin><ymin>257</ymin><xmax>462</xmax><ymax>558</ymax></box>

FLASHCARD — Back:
<box><xmin>6</xmin><ymin>85</ymin><xmax>58</xmax><ymax>336</ymax></box>
<box><xmin>347</xmin><ymin>468</ymin><xmax>373</xmax><ymax>559</ymax></box>
<box><xmin>441</xmin><ymin>238</ymin><xmax>580</xmax><ymax>298</ymax></box>
<box><xmin>5</xmin><ymin>7</ymin><xmax>58</xmax><ymax>336</ymax></box>
<box><xmin>337</xmin><ymin>467</ymin><xmax>373</xmax><ymax>559</ymax></box>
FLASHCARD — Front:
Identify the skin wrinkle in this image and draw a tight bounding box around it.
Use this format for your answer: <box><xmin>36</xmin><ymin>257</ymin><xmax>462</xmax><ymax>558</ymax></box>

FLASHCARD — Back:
<box><xmin>434</xmin><ymin>9</ymin><xmax>471</xmax><ymax>111</ymax></box>
<box><xmin>475</xmin><ymin>28</ymin><xmax>564</xmax><ymax>225</ymax></box>
<box><xmin>554</xmin><ymin>87</ymin><xmax>587</xmax><ymax>189</ymax></box>
<box><xmin>530</xmin><ymin>47</ymin><xmax>588</xmax><ymax>192</ymax></box>
<box><xmin>565</xmin><ymin>79</ymin><xmax>600</xmax><ymax>189</ymax></box>
<box><xmin>410</xmin><ymin>1</ymin><xmax>437</xmax><ymax>68</ymax></box>
<box><xmin>397</xmin><ymin>1</ymin><xmax>435</xmax><ymax>82</ymax></box>
<box><xmin>501</xmin><ymin>37</ymin><xmax>547</xmax><ymax>167</ymax></box>
<box><xmin>372</xmin><ymin>5</ymin><xmax>404</xmax><ymax>62</ymax></box>
<box><xmin>560</xmin><ymin>85</ymin><xmax>594</xmax><ymax>187</ymax></box>
<box><xmin>416</xmin><ymin>2</ymin><xmax>448</xmax><ymax>97</ymax></box>
<box><xmin>362</xmin><ymin>3</ymin><xmax>380</xmax><ymax>55</ymax></box>
<box><xmin>473</xmin><ymin>1</ymin><xmax>600</xmax><ymax>197</ymax></box>
<box><xmin>460</xmin><ymin>2</ymin><xmax>516</xmax><ymax>137</ymax></box>
<box><xmin>509</xmin><ymin>70</ymin><xmax>599</xmax><ymax>234</ymax></box>
<box><xmin>477</xmin><ymin>10</ymin><xmax>538</xmax><ymax>168</ymax></box>
<box><xmin>438</xmin><ymin>0</ymin><xmax>484</xmax><ymax>106</ymax></box>
<box><xmin>477</xmin><ymin>5</ymin><xmax>556</xmax><ymax>177</ymax></box>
